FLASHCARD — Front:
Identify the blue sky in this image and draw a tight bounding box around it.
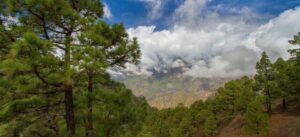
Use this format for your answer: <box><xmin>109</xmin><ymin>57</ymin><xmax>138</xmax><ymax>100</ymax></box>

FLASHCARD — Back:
<box><xmin>103</xmin><ymin>0</ymin><xmax>300</xmax><ymax>29</ymax></box>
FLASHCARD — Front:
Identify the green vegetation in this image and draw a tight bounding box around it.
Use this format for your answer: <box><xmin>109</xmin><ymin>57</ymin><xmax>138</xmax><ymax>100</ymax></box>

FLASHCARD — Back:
<box><xmin>255</xmin><ymin>51</ymin><xmax>275</xmax><ymax>115</ymax></box>
<box><xmin>244</xmin><ymin>97</ymin><xmax>269</xmax><ymax>137</ymax></box>
<box><xmin>203</xmin><ymin>111</ymin><xmax>217</xmax><ymax>137</ymax></box>
<box><xmin>0</xmin><ymin>0</ymin><xmax>142</xmax><ymax>136</ymax></box>
<box><xmin>0</xmin><ymin>0</ymin><xmax>300</xmax><ymax>137</ymax></box>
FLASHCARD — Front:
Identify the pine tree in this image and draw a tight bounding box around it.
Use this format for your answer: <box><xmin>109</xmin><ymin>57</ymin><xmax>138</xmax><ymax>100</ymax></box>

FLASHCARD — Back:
<box><xmin>273</xmin><ymin>58</ymin><xmax>294</xmax><ymax>111</ymax></box>
<box><xmin>0</xmin><ymin>0</ymin><xmax>140</xmax><ymax>136</ymax></box>
<box><xmin>288</xmin><ymin>32</ymin><xmax>300</xmax><ymax>100</ymax></box>
<box><xmin>244</xmin><ymin>97</ymin><xmax>269</xmax><ymax>137</ymax></box>
<box><xmin>202</xmin><ymin>110</ymin><xmax>217</xmax><ymax>137</ymax></box>
<box><xmin>215</xmin><ymin>81</ymin><xmax>239</xmax><ymax>116</ymax></box>
<box><xmin>255</xmin><ymin>52</ymin><xmax>274</xmax><ymax>115</ymax></box>
<box><xmin>215</xmin><ymin>76</ymin><xmax>256</xmax><ymax>116</ymax></box>
<box><xmin>236</xmin><ymin>76</ymin><xmax>257</xmax><ymax>113</ymax></box>
<box><xmin>289</xmin><ymin>32</ymin><xmax>300</xmax><ymax>63</ymax></box>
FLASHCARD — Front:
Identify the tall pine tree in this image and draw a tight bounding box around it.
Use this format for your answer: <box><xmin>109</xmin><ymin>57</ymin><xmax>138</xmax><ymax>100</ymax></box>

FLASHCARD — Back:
<box><xmin>289</xmin><ymin>32</ymin><xmax>300</xmax><ymax>100</ymax></box>
<box><xmin>255</xmin><ymin>52</ymin><xmax>274</xmax><ymax>115</ymax></box>
<box><xmin>0</xmin><ymin>0</ymin><xmax>140</xmax><ymax>136</ymax></box>
<box><xmin>273</xmin><ymin>58</ymin><xmax>294</xmax><ymax>111</ymax></box>
<box><xmin>244</xmin><ymin>97</ymin><xmax>269</xmax><ymax>137</ymax></box>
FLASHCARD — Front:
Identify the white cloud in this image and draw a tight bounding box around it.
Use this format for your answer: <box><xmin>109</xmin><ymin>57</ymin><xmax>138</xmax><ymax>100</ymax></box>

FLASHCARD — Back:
<box><xmin>172</xmin><ymin>59</ymin><xmax>185</xmax><ymax>68</ymax></box>
<box><xmin>123</xmin><ymin>63</ymin><xmax>153</xmax><ymax>76</ymax></box>
<box><xmin>103</xmin><ymin>3</ymin><xmax>112</xmax><ymax>19</ymax></box>
<box><xmin>138</xmin><ymin>0</ymin><xmax>167</xmax><ymax>19</ymax></box>
<box><xmin>253</xmin><ymin>8</ymin><xmax>300</xmax><ymax>60</ymax></box>
<box><xmin>173</xmin><ymin>0</ymin><xmax>209</xmax><ymax>26</ymax></box>
<box><xmin>122</xmin><ymin>4</ymin><xmax>300</xmax><ymax>78</ymax></box>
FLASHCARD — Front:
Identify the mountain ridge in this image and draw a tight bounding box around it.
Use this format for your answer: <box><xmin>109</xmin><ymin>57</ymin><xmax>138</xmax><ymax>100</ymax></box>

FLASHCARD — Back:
<box><xmin>120</xmin><ymin>75</ymin><xmax>230</xmax><ymax>108</ymax></box>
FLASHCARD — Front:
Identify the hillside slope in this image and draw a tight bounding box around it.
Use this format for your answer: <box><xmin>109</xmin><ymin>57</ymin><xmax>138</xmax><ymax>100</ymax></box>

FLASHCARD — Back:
<box><xmin>218</xmin><ymin>103</ymin><xmax>300</xmax><ymax>137</ymax></box>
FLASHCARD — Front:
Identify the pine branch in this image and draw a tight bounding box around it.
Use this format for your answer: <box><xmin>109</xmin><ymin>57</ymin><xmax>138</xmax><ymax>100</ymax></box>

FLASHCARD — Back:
<box><xmin>32</xmin><ymin>65</ymin><xmax>62</xmax><ymax>87</ymax></box>
<box><xmin>24</xmin><ymin>90</ymin><xmax>61</xmax><ymax>95</ymax></box>
<box><xmin>27</xmin><ymin>8</ymin><xmax>68</xmax><ymax>51</ymax></box>
<box><xmin>109</xmin><ymin>49</ymin><xmax>132</xmax><ymax>67</ymax></box>
<box><xmin>15</xmin><ymin>101</ymin><xmax>64</xmax><ymax>114</ymax></box>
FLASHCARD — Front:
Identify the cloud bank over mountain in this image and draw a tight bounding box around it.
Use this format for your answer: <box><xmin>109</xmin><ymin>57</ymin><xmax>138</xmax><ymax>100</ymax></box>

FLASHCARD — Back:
<box><xmin>112</xmin><ymin>0</ymin><xmax>300</xmax><ymax>78</ymax></box>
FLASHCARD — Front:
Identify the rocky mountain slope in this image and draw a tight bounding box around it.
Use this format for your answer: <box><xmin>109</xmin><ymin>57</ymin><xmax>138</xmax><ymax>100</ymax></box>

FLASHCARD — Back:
<box><xmin>121</xmin><ymin>76</ymin><xmax>229</xmax><ymax>108</ymax></box>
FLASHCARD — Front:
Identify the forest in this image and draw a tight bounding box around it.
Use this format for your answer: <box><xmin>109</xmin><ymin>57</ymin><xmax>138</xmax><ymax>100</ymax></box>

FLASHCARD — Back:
<box><xmin>0</xmin><ymin>0</ymin><xmax>300</xmax><ymax>137</ymax></box>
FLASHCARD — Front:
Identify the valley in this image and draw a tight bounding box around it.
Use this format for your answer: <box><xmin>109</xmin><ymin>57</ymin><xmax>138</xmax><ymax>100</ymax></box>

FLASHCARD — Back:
<box><xmin>122</xmin><ymin>76</ymin><xmax>229</xmax><ymax>108</ymax></box>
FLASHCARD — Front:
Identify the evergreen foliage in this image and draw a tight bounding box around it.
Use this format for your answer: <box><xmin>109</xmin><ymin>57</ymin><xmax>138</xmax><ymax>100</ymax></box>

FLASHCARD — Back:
<box><xmin>244</xmin><ymin>97</ymin><xmax>269</xmax><ymax>137</ymax></box>
<box><xmin>202</xmin><ymin>110</ymin><xmax>217</xmax><ymax>137</ymax></box>
<box><xmin>255</xmin><ymin>52</ymin><xmax>275</xmax><ymax>115</ymax></box>
<box><xmin>0</xmin><ymin>0</ymin><xmax>141</xmax><ymax>136</ymax></box>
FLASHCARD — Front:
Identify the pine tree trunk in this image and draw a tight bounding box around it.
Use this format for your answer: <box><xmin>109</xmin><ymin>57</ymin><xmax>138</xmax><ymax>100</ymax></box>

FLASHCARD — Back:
<box><xmin>65</xmin><ymin>86</ymin><xmax>76</xmax><ymax>136</ymax></box>
<box><xmin>256</xmin><ymin>121</ymin><xmax>259</xmax><ymax>137</ymax></box>
<box><xmin>265</xmin><ymin>89</ymin><xmax>272</xmax><ymax>115</ymax></box>
<box><xmin>282</xmin><ymin>97</ymin><xmax>286</xmax><ymax>111</ymax></box>
<box><xmin>86</xmin><ymin>72</ymin><xmax>94</xmax><ymax>137</ymax></box>
<box><xmin>64</xmin><ymin>34</ymin><xmax>75</xmax><ymax>136</ymax></box>
<box><xmin>13</xmin><ymin>128</ymin><xmax>18</xmax><ymax>137</ymax></box>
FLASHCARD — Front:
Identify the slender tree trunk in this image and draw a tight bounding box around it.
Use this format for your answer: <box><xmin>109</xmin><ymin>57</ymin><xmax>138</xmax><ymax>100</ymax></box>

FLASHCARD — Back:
<box><xmin>65</xmin><ymin>86</ymin><xmax>75</xmax><ymax>136</ymax></box>
<box><xmin>282</xmin><ymin>96</ymin><xmax>286</xmax><ymax>111</ymax></box>
<box><xmin>256</xmin><ymin>121</ymin><xmax>259</xmax><ymax>137</ymax></box>
<box><xmin>86</xmin><ymin>71</ymin><xmax>94</xmax><ymax>137</ymax></box>
<box><xmin>232</xmin><ymin>91</ymin><xmax>236</xmax><ymax>115</ymax></box>
<box><xmin>263</xmin><ymin>65</ymin><xmax>272</xmax><ymax>116</ymax></box>
<box><xmin>265</xmin><ymin>88</ymin><xmax>272</xmax><ymax>115</ymax></box>
<box><xmin>64</xmin><ymin>34</ymin><xmax>75</xmax><ymax>136</ymax></box>
<box><xmin>13</xmin><ymin>128</ymin><xmax>18</xmax><ymax>137</ymax></box>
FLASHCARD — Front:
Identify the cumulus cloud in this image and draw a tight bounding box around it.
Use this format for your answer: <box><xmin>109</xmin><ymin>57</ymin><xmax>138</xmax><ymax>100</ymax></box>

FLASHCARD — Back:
<box><xmin>173</xmin><ymin>0</ymin><xmax>209</xmax><ymax>26</ymax></box>
<box><xmin>120</xmin><ymin>3</ymin><xmax>300</xmax><ymax>78</ymax></box>
<box><xmin>127</xmin><ymin>21</ymin><xmax>259</xmax><ymax>78</ymax></box>
<box><xmin>253</xmin><ymin>8</ymin><xmax>300</xmax><ymax>60</ymax></box>
<box><xmin>103</xmin><ymin>3</ymin><xmax>112</xmax><ymax>19</ymax></box>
